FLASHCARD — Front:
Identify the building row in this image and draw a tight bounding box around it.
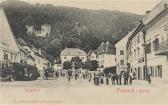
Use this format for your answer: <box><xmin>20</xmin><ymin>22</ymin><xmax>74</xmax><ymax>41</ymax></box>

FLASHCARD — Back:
<box><xmin>0</xmin><ymin>7</ymin><xmax>51</xmax><ymax>79</ymax></box>
<box><xmin>54</xmin><ymin>41</ymin><xmax>116</xmax><ymax>71</ymax></box>
<box><xmin>115</xmin><ymin>0</ymin><xmax>168</xmax><ymax>81</ymax></box>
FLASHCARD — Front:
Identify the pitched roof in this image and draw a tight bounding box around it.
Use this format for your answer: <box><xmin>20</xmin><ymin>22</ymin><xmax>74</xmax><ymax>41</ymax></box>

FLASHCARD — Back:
<box><xmin>18</xmin><ymin>44</ymin><xmax>35</xmax><ymax>60</ymax></box>
<box><xmin>96</xmin><ymin>41</ymin><xmax>116</xmax><ymax>55</ymax></box>
<box><xmin>143</xmin><ymin>0</ymin><xmax>168</xmax><ymax>25</ymax></box>
<box><xmin>60</xmin><ymin>48</ymin><xmax>86</xmax><ymax>56</ymax></box>
<box><xmin>87</xmin><ymin>50</ymin><xmax>96</xmax><ymax>56</ymax></box>
<box><xmin>17</xmin><ymin>38</ymin><xmax>35</xmax><ymax>48</ymax></box>
<box><xmin>54</xmin><ymin>58</ymin><xmax>61</xmax><ymax>64</ymax></box>
<box><xmin>0</xmin><ymin>7</ymin><xmax>19</xmax><ymax>53</ymax></box>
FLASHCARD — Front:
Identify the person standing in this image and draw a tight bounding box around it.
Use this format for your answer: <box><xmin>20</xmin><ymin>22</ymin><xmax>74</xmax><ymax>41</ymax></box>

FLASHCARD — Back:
<box><xmin>106</xmin><ymin>76</ymin><xmax>109</xmax><ymax>85</ymax></box>
<box><xmin>100</xmin><ymin>75</ymin><xmax>104</xmax><ymax>84</ymax></box>
<box><xmin>75</xmin><ymin>73</ymin><xmax>78</xmax><ymax>80</ymax></box>
<box><xmin>148</xmin><ymin>74</ymin><xmax>151</xmax><ymax>84</ymax></box>
<box><xmin>118</xmin><ymin>73</ymin><xmax>122</xmax><ymax>85</ymax></box>
<box><xmin>112</xmin><ymin>73</ymin><xmax>115</xmax><ymax>85</ymax></box>
<box><xmin>129</xmin><ymin>72</ymin><xmax>133</xmax><ymax>85</ymax></box>
<box><xmin>89</xmin><ymin>73</ymin><xmax>92</xmax><ymax>82</ymax></box>
<box><xmin>124</xmin><ymin>72</ymin><xmax>126</xmax><ymax>85</ymax></box>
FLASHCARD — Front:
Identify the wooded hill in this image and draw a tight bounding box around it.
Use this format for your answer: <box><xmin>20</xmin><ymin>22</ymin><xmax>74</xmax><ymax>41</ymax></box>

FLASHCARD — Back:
<box><xmin>1</xmin><ymin>0</ymin><xmax>143</xmax><ymax>62</ymax></box>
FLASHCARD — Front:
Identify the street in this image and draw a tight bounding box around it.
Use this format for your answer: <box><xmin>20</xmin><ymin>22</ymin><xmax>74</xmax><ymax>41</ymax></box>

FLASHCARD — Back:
<box><xmin>0</xmin><ymin>77</ymin><xmax>168</xmax><ymax>105</ymax></box>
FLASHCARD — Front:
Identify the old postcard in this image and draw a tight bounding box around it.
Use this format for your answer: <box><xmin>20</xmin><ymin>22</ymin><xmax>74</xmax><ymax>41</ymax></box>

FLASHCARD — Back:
<box><xmin>0</xmin><ymin>0</ymin><xmax>168</xmax><ymax>105</ymax></box>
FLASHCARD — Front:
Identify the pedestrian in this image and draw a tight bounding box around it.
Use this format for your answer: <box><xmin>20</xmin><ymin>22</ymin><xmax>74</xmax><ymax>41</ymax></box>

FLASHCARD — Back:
<box><xmin>129</xmin><ymin>73</ymin><xmax>133</xmax><ymax>85</ymax></box>
<box><xmin>124</xmin><ymin>72</ymin><xmax>126</xmax><ymax>85</ymax></box>
<box><xmin>118</xmin><ymin>73</ymin><xmax>122</xmax><ymax>85</ymax></box>
<box><xmin>67</xmin><ymin>70</ymin><xmax>72</xmax><ymax>82</ymax></box>
<box><xmin>100</xmin><ymin>75</ymin><xmax>104</xmax><ymax>84</ymax></box>
<box><xmin>115</xmin><ymin>73</ymin><xmax>118</xmax><ymax>85</ymax></box>
<box><xmin>106</xmin><ymin>76</ymin><xmax>109</xmax><ymax>85</ymax></box>
<box><xmin>89</xmin><ymin>73</ymin><xmax>92</xmax><ymax>82</ymax></box>
<box><xmin>93</xmin><ymin>73</ymin><xmax>96</xmax><ymax>85</ymax></box>
<box><xmin>75</xmin><ymin>73</ymin><xmax>78</xmax><ymax>80</ymax></box>
<box><xmin>125</xmin><ymin>72</ymin><xmax>129</xmax><ymax>85</ymax></box>
<box><xmin>148</xmin><ymin>74</ymin><xmax>151</xmax><ymax>84</ymax></box>
<box><xmin>112</xmin><ymin>73</ymin><xmax>115</xmax><ymax>85</ymax></box>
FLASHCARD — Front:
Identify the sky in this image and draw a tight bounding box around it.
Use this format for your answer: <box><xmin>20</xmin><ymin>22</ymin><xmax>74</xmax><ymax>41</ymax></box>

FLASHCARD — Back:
<box><xmin>1</xmin><ymin>0</ymin><xmax>162</xmax><ymax>15</ymax></box>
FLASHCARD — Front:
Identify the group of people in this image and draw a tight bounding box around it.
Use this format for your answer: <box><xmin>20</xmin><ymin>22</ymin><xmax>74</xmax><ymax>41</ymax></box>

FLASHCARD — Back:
<box><xmin>51</xmin><ymin>70</ymin><xmax>152</xmax><ymax>85</ymax></box>
<box><xmin>93</xmin><ymin>72</ymin><xmax>133</xmax><ymax>86</ymax></box>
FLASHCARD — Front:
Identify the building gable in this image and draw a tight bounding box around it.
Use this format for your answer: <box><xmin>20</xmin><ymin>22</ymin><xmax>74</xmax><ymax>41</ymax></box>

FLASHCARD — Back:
<box><xmin>0</xmin><ymin>7</ymin><xmax>19</xmax><ymax>53</ymax></box>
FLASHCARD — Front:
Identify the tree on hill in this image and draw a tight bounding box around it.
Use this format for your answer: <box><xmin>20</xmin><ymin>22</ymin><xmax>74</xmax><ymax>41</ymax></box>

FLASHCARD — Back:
<box><xmin>1</xmin><ymin>0</ymin><xmax>143</xmax><ymax>62</ymax></box>
<box><xmin>63</xmin><ymin>61</ymin><xmax>72</xmax><ymax>70</ymax></box>
<box><xmin>71</xmin><ymin>57</ymin><xmax>83</xmax><ymax>70</ymax></box>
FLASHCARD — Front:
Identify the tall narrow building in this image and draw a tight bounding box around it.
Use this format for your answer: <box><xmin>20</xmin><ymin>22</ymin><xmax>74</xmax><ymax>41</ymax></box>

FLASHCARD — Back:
<box><xmin>0</xmin><ymin>7</ymin><xmax>19</xmax><ymax>67</ymax></box>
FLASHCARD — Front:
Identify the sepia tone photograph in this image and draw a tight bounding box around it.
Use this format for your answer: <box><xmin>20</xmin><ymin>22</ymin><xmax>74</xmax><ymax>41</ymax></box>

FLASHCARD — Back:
<box><xmin>0</xmin><ymin>0</ymin><xmax>168</xmax><ymax>105</ymax></box>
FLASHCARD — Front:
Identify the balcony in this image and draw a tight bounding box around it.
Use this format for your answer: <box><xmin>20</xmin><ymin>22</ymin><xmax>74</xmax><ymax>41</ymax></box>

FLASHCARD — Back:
<box><xmin>155</xmin><ymin>40</ymin><xmax>168</xmax><ymax>55</ymax></box>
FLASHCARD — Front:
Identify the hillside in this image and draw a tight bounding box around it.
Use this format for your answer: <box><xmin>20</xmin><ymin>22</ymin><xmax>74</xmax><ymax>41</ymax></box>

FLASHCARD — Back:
<box><xmin>1</xmin><ymin>0</ymin><xmax>143</xmax><ymax>62</ymax></box>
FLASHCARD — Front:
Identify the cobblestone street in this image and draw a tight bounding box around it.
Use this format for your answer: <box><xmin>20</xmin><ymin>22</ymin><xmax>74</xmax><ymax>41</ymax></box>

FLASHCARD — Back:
<box><xmin>1</xmin><ymin>77</ymin><xmax>168</xmax><ymax>105</ymax></box>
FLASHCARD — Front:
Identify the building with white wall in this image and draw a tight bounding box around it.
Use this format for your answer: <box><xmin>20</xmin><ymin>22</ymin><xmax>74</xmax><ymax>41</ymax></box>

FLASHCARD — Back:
<box><xmin>60</xmin><ymin>48</ymin><xmax>87</xmax><ymax>64</ymax></box>
<box><xmin>17</xmin><ymin>38</ymin><xmax>51</xmax><ymax>77</ymax></box>
<box><xmin>126</xmin><ymin>0</ymin><xmax>168</xmax><ymax>81</ymax></box>
<box><xmin>53</xmin><ymin>59</ymin><xmax>62</xmax><ymax>71</ymax></box>
<box><xmin>17</xmin><ymin>44</ymin><xmax>35</xmax><ymax>65</ymax></box>
<box><xmin>143</xmin><ymin>0</ymin><xmax>168</xmax><ymax>81</ymax></box>
<box><xmin>87</xmin><ymin>50</ymin><xmax>97</xmax><ymax>61</ymax></box>
<box><xmin>115</xmin><ymin>33</ymin><xmax>131</xmax><ymax>74</ymax></box>
<box><xmin>0</xmin><ymin>7</ymin><xmax>19</xmax><ymax>68</ymax></box>
<box><xmin>96</xmin><ymin>41</ymin><xmax>116</xmax><ymax>69</ymax></box>
<box><xmin>127</xmin><ymin>22</ymin><xmax>146</xmax><ymax>80</ymax></box>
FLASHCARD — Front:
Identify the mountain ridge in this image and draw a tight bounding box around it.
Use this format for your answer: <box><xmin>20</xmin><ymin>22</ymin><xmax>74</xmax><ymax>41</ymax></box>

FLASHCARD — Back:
<box><xmin>1</xmin><ymin>0</ymin><xmax>143</xmax><ymax>62</ymax></box>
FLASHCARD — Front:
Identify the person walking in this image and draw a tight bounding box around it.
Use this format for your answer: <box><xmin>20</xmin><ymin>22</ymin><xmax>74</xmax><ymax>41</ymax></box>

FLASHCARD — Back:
<box><xmin>100</xmin><ymin>75</ymin><xmax>104</xmax><ymax>84</ymax></box>
<box><xmin>75</xmin><ymin>73</ymin><xmax>78</xmax><ymax>80</ymax></box>
<box><xmin>67</xmin><ymin>70</ymin><xmax>72</xmax><ymax>82</ymax></box>
<box><xmin>89</xmin><ymin>73</ymin><xmax>92</xmax><ymax>82</ymax></box>
<box><xmin>118</xmin><ymin>73</ymin><xmax>122</xmax><ymax>85</ymax></box>
<box><xmin>124</xmin><ymin>72</ymin><xmax>126</xmax><ymax>85</ymax></box>
<box><xmin>112</xmin><ymin>73</ymin><xmax>115</xmax><ymax>85</ymax></box>
<box><xmin>148</xmin><ymin>74</ymin><xmax>151</xmax><ymax>84</ymax></box>
<box><xmin>129</xmin><ymin>72</ymin><xmax>133</xmax><ymax>85</ymax></box>
<box><xmin>115</xmin><ymin>73</ymin><xmax>118</xmax><ymax>85</ymax></box>
<box><xmin>106</xmin><ymin>76</ymin><xmax>109</xmax><ymax>85</ymax></box>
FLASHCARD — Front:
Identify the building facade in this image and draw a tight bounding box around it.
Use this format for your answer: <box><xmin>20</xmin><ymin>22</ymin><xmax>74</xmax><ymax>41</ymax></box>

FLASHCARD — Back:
<box><xmin>0</xmin><ymin>7</ymin><xmax>19</xmax><ymax>68</ymax></box>
<box><xmin>60</xmin><ymin>48</ymin><xmax>87</xmax><ymax>64</ymax></box>
<box><xmin>18</xmin><ymin>44</ymin><xmax>35</xmax><ymax>65</ymax></box>
<box><xmin>96</xmin><ymin>41</ymin><xmax>116</xmax><ymax>69</ymax></box>
<box><xmin>53</xmin><ymin>59</ymin><xmax>62</xmax><ymax>71</ymax></box>
<box><xmin>17</xmin><ymin>38</ymin><xmax>51</xmax><ymax>77</ymax></box>
<box><xmin>127</xmin><ymin>23</ymin><xmax>147</xmax><ymax>80</ymax></box>
<box><xmin>87</xmin><ymin>50</ymin><xmax>97</xmax><ymax>61</ymax></box>
<box><xmin>143</xmin><ymin>0</ymin><xmax>168</xmax><ymax>81</ymax></box>
<box><xmin>115</xmin><ymin>33</ymin><xmax>131</xmax><ymax>74</ymax></box>
<box><xmin>126</xmin><ymin>0</ymin><xmax>168</xmax><ymax>81</ymax></box>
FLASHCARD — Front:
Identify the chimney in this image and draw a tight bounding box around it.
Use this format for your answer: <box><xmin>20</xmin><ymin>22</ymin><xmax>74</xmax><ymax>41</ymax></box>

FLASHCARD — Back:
<box><xmin>145</xmin><ymin>11</ymin><xmax>150</xmax><ymax>15</ymax></box>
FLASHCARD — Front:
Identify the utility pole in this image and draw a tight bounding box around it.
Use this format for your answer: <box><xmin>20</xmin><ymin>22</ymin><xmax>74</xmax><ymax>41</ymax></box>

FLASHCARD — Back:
<box><xmin>143</xmin><ymin>30</ymin><xmax>148</xmax><ymax>81</ymax></box>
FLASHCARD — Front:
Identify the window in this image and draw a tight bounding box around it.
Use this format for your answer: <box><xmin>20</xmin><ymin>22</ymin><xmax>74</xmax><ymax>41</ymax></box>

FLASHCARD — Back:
<box><xmin>150</xmin><ymin>66</ymin><xmax>154</xmax><ymax>77</ymax></box>
<box><xmin>157</xmin><ymin>65</ymin><xmax>162</xmax><ymax>78</ymax></box>
<box><xmin>64</xmin><ymin>57</ymin><xmax>67</xmax><ymax>59</ymax></box>
<box><xmin>153</xmin><ymin>38</ymin><xmax>159</xmax><ymax>51</ymax></box>
<box><xmin>120</xmin><ymin>50</ymin><xmax>124</xmax><ymax>55</ymax></box>
<box><xmin>120</xmin><ymin>60</ymin><xmax>124</xmax><ymax>65</ymax></box>
<box><xmin>146</xmin><ymin>43</ymin><xmax>151</xmax><ymax>54</ymax></box>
